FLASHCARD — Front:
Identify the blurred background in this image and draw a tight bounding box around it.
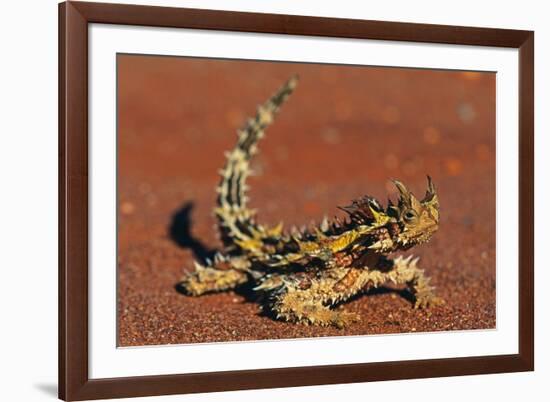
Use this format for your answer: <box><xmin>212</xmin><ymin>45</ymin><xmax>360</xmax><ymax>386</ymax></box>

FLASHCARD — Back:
<box><xmin>117</xmin><ymin>54</ymin><xmax>495</xmax><ymax>346</ymax></box>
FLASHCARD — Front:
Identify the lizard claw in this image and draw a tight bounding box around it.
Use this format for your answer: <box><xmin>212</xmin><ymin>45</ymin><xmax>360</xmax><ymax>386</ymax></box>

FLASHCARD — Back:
<box><xmin>332</xmin><ymin>311</ymin><xmax>361</xmax><ymax>329</ymax></box>
<box><xmin>414</xmin><ymin>294</ymin><xmax>445</xmax><ymax>309</ymax></box>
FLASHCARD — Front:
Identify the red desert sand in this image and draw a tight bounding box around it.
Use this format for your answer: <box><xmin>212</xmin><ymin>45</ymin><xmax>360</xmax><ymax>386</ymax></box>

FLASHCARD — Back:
<box><xmin>117</xmin><ymin>56</ymin><xmax>496</xmax><ymax>346</ymax></box>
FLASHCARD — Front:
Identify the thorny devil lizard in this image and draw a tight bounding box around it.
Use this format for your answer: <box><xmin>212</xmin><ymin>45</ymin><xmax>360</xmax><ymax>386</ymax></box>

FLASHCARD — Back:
<box><xmin>179</xmin><ymin>75</ymin><xmax>443</xmax><ymax>328</ymax></box>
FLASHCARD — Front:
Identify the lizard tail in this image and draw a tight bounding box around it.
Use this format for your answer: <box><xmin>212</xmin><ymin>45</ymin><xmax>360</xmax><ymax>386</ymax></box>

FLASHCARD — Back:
<box><xmin>214</xmin><ymin>75</ymin><xmax>298</xmax><ymax>249</ymax></box>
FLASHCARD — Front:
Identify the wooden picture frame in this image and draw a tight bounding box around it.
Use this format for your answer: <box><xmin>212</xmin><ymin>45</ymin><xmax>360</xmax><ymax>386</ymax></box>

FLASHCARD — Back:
<box><xmin>59</xmin><ymin>1</ymin><xmax>534</xmax><ymax>400</ymax></box>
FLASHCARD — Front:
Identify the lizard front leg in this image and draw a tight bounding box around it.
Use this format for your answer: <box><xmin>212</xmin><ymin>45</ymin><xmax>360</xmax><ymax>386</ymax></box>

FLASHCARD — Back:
<box><xmin>386</xmin><ymin>255</ymin><xmax>444</xmax><ymax>308</ymax></box>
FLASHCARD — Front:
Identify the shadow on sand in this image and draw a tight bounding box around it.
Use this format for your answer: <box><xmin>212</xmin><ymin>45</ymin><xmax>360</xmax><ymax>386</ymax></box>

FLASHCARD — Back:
<box><xmin>169</xmin><ymin>201</ymin><xmax>217</xmax><ymax>265</ymax></box>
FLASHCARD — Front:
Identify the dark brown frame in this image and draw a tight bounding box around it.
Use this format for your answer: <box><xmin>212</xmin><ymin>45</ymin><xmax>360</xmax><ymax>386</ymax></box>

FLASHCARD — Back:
<box><xmin>59</xmin><ymin>1</ymin><xmax>534</xmax><ymax>400</ymax></box>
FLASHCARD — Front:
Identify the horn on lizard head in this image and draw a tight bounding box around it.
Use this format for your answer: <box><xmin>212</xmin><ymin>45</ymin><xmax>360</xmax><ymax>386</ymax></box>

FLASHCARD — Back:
<box><xmin>393</xmin><ymin>179</ymin><xmax>422</xmax><ymax>211</ymax></box>
<box><xmin>393</xmin><ymin>180</ymin><xmax>411</xmax><ymax>207</ymax></box>
<box><xmin>421</xmin><ymin>175</ymin><xmax>439</xmax><ymax>208</ymax></box>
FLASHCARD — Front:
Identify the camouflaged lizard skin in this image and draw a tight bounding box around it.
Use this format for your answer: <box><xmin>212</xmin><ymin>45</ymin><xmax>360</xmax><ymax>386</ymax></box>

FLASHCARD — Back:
<box><xmin>179</xmin><ymin>76</ymin><xmax>443</xmax><ymax>328</ymax></box>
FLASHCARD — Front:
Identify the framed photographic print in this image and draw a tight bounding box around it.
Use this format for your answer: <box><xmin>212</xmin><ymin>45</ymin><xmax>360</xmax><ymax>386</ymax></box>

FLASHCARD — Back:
<box><xmin>59</xmin><ymin>1</ymin><xmax>534</xmax><ymax>400</ymax></box>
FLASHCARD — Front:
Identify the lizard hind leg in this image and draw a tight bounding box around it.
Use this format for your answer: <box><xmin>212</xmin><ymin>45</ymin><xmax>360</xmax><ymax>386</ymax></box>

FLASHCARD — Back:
<box><xmin>179</xmin><ymin>258</ymin><xmax>249</xmax><ymax>296</ymax></box>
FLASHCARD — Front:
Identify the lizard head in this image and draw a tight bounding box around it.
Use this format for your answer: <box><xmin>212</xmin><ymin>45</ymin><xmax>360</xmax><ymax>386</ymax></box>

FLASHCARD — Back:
<box><xmin>386</xmin><ymin>176</ymin><xmax>439</xmax><ymax>250</ymax></box>
<box><xmin>338</xmin><ymin>176</ymin><xmax>439</xmax><ymax>254</ymax></box>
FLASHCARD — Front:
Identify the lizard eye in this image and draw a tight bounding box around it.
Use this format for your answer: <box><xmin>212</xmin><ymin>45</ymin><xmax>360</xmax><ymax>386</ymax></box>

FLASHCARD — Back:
<box><xmin>403</xmin><ymin>209</ymin><xmax>418</xmax><ymax>222</ymax></box>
